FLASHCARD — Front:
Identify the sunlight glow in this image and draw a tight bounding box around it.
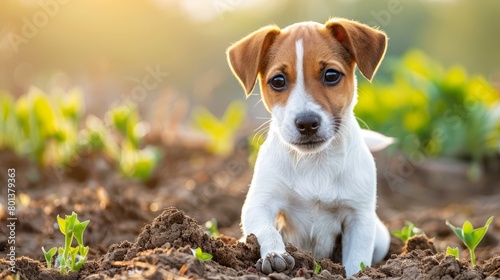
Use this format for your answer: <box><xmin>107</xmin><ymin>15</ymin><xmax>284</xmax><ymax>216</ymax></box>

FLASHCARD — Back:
<box><xmin>161</xmin><ymin>0</ymin><xmax>278</xmax><ymax>22</ymax></box>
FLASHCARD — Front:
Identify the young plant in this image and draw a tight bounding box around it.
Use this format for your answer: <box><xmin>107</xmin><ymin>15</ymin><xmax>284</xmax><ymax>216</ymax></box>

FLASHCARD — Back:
<box><xmin>391</xmin><ymin>221</ymin><xmax>423</xmax><ymax>243</ymax></box>
<box><xmin>203</xmin><ymin>218</ymin><xmax>219</xmax><ymax>238</ymax></box>
<box><xmin>42</xmin><ymin>212</ymin><xmax>90</xmax><ymax>274</ymax></box>
<box><xmin>446</xmin><ymin>246</ymin><xmax>460</xmax><ymax>259</ymax></box>
<box><xmin>360</xmin><ymin>262</ymin><xmax>366</xmax><ymax>271</ymax></box>
<box><xmin>107</xmin><ymin>103</ymin><xmax>141</xmax><ymax>148</ymax></box>
<box><xmin>191</xmin><ymin>247</ymin><xmax>213</xmax><ymax>261</ymax></box>
<box><xmin>191</xmin><ymin>100</ymin><xmax>246</xmax><ymax>156</ymax></box>
<box><xmin>118</xmin><ymin>142</ymin><xmax>161</xmax><ymax>182</ymax></box>
<box><xmin>446</xmin><ymin>216</ymin><xmax>494</xmax><ymax>266</ymax></box>
<box><xmin>314</xmin><ymin>262</ymin><xmax>321</xmax><ymax>274</ymax></box>
<box><xmin>42</xmin><ymin>247</ymin><xmax>57</xmax><ymax>269</ymax></box>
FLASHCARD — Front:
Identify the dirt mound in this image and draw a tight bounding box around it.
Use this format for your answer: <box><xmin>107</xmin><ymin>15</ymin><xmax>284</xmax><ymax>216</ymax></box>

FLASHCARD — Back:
<box><xmin>78</xmin><ymin>207</ymin><xmax>344</xmax><ymax>279</ymax></box>
<box><xmin>2</xmin><ymin>207</ymin><xmax>499</xmax><ymax>279</ymax></box>
<box><xmin>402</xmin><ymin>234</ymin><xmax>437</xmax><ymax>255</ymax></box>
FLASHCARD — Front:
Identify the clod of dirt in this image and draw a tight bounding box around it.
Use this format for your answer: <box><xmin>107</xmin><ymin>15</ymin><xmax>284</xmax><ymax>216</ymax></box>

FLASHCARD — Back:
<box><xmin>425</xmin><ymin>254</ymin><xmax>482</xmax><ymax>280</ymax></box>
<box><xmin>480</xmin><ymin>255</ymin><xmax>500</xmax><ymax>279</ymax></box>
<box><xmin>0</xmin><ymin>257</ymin><xmax>78</xmax><ymax>280</ymax></box>
<box><xmin>402</xmin><ymin>234</ymin><xmax>437</xmax><ymax>254</ymax></box>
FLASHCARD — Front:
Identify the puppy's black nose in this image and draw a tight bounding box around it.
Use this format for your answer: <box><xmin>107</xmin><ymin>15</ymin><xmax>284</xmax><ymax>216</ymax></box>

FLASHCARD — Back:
<box><xmin>295</xmin><ymin>113</ymin><xmax>321</xmax><ymax>135</ymax></box>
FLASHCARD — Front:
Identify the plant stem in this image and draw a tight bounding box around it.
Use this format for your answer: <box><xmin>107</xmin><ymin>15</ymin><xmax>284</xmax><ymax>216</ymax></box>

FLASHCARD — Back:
<box><xmin>470</xmin><ymin>250</ymin><xmax>476</xmax><ymax>266</ymax></box>
<box><xmin>64</xmin><ymin>230</ymin><xmax>72</xmax><ymax>261</ymax></box>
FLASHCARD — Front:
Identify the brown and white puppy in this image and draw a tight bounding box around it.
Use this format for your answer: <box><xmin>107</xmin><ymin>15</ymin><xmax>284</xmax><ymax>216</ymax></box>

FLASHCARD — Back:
<box><xmin>227</xmin><ymin>18</ymin><xmax>390</xmax><ymax>276</ymax></box>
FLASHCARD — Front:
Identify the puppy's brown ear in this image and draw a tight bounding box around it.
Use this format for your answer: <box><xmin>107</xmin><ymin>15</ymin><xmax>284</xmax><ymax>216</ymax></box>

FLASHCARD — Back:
<box><xmin>325</xmin><ymin>18</ymin><xmax>387</xmax><ymax>81</ymax></box>
<box><xmin>227</xmin><ymin>26</ymin><xmax>281</xmax><ymax>96</ymax></box>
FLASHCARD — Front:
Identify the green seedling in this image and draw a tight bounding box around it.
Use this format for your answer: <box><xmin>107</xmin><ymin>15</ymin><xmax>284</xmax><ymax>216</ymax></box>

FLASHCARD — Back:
<box><xmin>42</xmin><ymin>212</ymin><xmax>90</xmax><ymax>274</ymax></box>
<box><xmin>191</xmin><ymin>247</ymin><xmax>213</xmax><ymax>261</ymax></box>
<box><xmin>446</xmin><ymin>216</ymin><xmax>494</xmax><ymax>266</ymax></box>
<box><xmin>191</xmin><ymin>100</ymin><xmax>246</xmax><ymax>156</ymax></box>
<box><xmin>118</xmin><ymin>143</ymin><xmax>161</xmax><ymax>182</ymax></box>
<box><xmin>42</xmin><ymin>247</ymin><xmax>57</xmax><ymax>269</ymax></box>
<box><xmin>360</xmin><ymin>262</ymin><xmax>366</xmax><ymax>271</ymax></box>
<box><xmin>391</xmin><ymin>221</ymin><xmax>423</xmax><ymax>242</ymax></box>
<box><xmin>314</xmin><ymin>262</ymin><xmax>321</xmax><ymax>274</ymax></box>
<box><xmin>446</xmin><ymin>246</ymin><xmax>460</xmax><ymax>259</ymax></box>
<box><xmin>107</xmin><ymin>103</ymin><xmax>140</xmax><ymax>147</ymax></box>
<box><xmin>57</xmin><ymin>88</ymin><xmax>84</xmax><ymax>122</ymax></box>
<box><xmin>203</xmin><ymin>218</ymin><xmax>219</xmax><ymax>238</ymax></box>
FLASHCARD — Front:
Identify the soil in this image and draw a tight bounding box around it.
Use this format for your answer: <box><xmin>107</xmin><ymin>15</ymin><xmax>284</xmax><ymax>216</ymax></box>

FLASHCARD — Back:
<box><xmin>0</xmin><ymin>141</ymin><xmax>499</xmax><ymax>279</ymax></box>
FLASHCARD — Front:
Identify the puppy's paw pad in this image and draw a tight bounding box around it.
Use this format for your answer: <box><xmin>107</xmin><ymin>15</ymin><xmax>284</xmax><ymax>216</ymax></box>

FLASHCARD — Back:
<box><xmin>256</xmin><ymin>252</ymin><xmax>295</xmax><ymax>274</ymax></box>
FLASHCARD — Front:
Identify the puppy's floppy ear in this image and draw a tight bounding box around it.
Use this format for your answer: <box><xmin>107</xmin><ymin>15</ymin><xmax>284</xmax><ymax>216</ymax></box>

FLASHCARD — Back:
<box><xmin>325</xmin><ymin>18</ymin><xmax>387</xmax><ymax>81</ymax></box>
<box><xmin>227</xmin><ymin>25</ymin><xmax>281</xmax><ymax>96</ymax></box>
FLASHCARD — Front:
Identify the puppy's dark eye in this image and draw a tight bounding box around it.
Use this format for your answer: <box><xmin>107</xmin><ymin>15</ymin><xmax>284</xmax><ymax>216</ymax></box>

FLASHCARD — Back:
<box><xmin>269</xmin><ymin>74</ymin><xmax>287</xmax><ymax>91</ymax></box>
<box><xmin>323</xmin><ymin>69</ymin><xmax>342</xmax><ymax>85</ymax></box>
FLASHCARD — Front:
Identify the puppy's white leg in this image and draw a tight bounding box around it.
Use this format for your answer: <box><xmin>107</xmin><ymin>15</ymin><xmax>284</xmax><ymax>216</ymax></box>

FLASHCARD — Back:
<box><xmin>242</xmin><ymin>188</ymin><xmax>294</xmax><ymax>274</ymax></box>
<box><xmin>342</xmin><ymin>213</ymin><xmax>376</xmax><ymax>276</ymax></box>
<box><xmin>372</xmin><ymin>216</ymin><xmax>390</xmax><ymax>263</ymax></box>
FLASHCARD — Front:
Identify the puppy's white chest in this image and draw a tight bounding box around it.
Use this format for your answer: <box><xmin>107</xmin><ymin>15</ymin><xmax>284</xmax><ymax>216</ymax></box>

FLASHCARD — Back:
<box><xmin>277</xmin><ymin>196</ymin><xmax>350</xmax><ymax>259</ymax></box>
<box><xmin>285</xmin><ymin>165</ymin><xmax>343</xmax><ymax>203</ymax></box>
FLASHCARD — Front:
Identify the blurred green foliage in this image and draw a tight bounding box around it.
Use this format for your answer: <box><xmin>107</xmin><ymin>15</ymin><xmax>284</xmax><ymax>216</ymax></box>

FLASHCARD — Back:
<box><xmin>356</xmin><ymin>50</ymin><xmax>500</xmax><ymax>165</ymax></box>
<box><xmin>203</xmin><ymin>218</ymin><xmax>219</xmax><ymax>238</ymax></box>
<box><xmin>191</xmin><ymin>100</ymin><xmax>246</xmax><ymax>156</ymax></box>
<box><xmin>106</xmin><ymin>103</ymin><xmax>161</xmax><ymax>181</ymax></box>
<box><xmin>0</xmin><ymin>87</ymin><xmax>82</xmax><ymax>165</ymax></box>
<box><xmin>0</xmin><ymin>88</ymin><xmax>160</xmax><ymax>182</ymax></box>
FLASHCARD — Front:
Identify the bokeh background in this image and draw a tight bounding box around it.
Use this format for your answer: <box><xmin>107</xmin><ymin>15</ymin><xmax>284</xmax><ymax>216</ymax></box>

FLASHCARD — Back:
<box><xmin>2</xmin><ymin>0</ymin><xmax>499</xmax><ymax>113</ymax></box>
<box><xmin>1</xmin><ymin>0</ymin><xmax>500</xmax><ymax>191</ymax></box>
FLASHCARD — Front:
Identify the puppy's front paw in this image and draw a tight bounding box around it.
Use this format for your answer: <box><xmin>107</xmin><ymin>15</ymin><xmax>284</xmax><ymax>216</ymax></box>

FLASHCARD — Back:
<box><xmin>256</xmin><ymin>252</ymin><xmax>295</xmax><ymax>274</ymax></box>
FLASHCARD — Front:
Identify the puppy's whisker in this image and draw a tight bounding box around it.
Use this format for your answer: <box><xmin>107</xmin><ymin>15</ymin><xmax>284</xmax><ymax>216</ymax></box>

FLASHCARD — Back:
<box><xmin>252</xmin><ymin>122</ymin><xmax>271</xmax><ymax>144</ymax></box>
<box><xmin>355</xmin><ymin>117</ymin><xmax>371</xmax><ymax>130</ymax></box>
<box><xmin>253</xmin><ymin>130</ymin><xmax>268</xmax><ymax>145</ymax></box>
<box><xmin>253</xmin><ymin>120</ymin><xmax>271</xmax><ymax>132</ymax></box>
<box><xmin>253</xmin><ymin>98</ymin><xmax>264</xmax><ymax>109</ymax></box>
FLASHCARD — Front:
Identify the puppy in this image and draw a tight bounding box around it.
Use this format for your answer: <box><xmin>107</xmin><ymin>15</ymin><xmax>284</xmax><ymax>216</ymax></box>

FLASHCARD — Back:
<box><xmin>227</xmin><ymin>18</ymin><xmax>390</xmax><ymax>276</ymax></box>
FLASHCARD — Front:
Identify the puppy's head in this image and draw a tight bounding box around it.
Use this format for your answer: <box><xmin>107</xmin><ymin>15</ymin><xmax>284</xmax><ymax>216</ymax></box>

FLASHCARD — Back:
<box><xmin>227</xmin><ymin>18</ymin><xmax>387</xmax><ymax>154</ymax></box>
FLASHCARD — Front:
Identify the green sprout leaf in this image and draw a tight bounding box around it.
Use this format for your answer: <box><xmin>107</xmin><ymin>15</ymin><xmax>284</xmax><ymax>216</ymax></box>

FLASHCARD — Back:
<box><xmin>73</xmin><ymin>219</ymin><xmax>90</xmax><ymax>247</ymax></box>
<box><xmin>42</xmin><ymin>247</ymin><xmax>57</xmax><ymax>269</ymax></box>
<box><xmin>57</xmin><ymin>215</ymin><xmax>67</xmax><ymax>235</ymax></box>
<box><xmin>314</xmin><ymin>262</ymin><xmax>321</xmax><ymax>274</ymax></box>
<box><xmin>61</xmin><ymin>212</ymin><xmax>77</xmax><ymax>236</ymax></box>
<box><xmin>191</xmin><ymin>247</ymin><xmax>213</xmax><ymax>261</ymax></box>
<box><xmin>446</xmin><ymin>246</ymin><xmax>460</xmax><ymax>259</ymax></box>
<box><xmin>446</xmin><ymin>216</ymin><xmax>494</xmax><ymax>266</ymax></box>
<box><xmin>360</xmin><ymin>262</ymin><xmax>366</xmax><ymax>271</ymax></box>
<box><xmin>391</xmin><ymin>221</ymin><xmax>423</xmax><ymax>242</ymax></box>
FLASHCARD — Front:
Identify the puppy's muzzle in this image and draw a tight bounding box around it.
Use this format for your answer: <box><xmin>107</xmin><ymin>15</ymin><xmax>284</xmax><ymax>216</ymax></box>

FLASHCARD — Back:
<box><xmin>295</xmin><ymin>112</ymin><xmax>321</xmax><ymax>136</ymax></box>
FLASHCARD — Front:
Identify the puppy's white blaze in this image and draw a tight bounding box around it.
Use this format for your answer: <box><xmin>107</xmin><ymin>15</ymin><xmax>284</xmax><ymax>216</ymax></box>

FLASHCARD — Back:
<box><xmin>295</xmin><ymin>39</ymin><xmax>304</xmax><ymax>89</ymax></box>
